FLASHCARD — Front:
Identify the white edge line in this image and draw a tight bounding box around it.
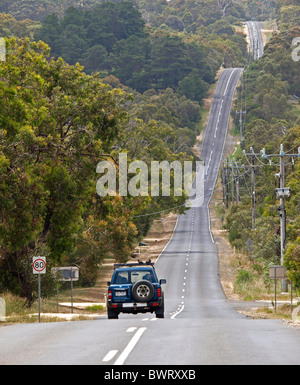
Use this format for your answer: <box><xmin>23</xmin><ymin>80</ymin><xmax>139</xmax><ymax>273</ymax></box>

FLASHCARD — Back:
<box><xmin>155</xmin><ymin>215</ymin><xmax>179</xmax><ymax>264</ymax></box>
<box><xmin>114</xmin><ymin>327</ymin><xmax>147</xmax><ymax>365</ymax></box>
<box><xmin>207</xmin><ymin>68</ymin><xmax>243</xmax><ymax>244</ymax></box>
<box><xmin>155</xmin><ymin>70</ymin><xmax>243</xmax><ymax>278</ymax></box>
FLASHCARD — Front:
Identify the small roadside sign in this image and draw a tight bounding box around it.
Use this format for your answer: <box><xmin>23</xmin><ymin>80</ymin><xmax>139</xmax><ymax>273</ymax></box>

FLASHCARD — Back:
<box><xmin>51</xmin><ymin>266</ymin><xmax>79</xmax><ymax>281</ymax></box>
<box><xmin>269</xmin><ymin>265</ymin><xmax>287</xmax><ymax>279</ymax></box>
<box><xmin>33</xmin><ymin>257</ymin><xmax>46</xmax><ymax>274</ymax></box>
<box><xmin>33</xmin><ymin>256</ymin><xmax>46</xmax><ymax>322</ymax></box>
<box><xmin>51</xmin><ymin>266</ymin><xmax>80</xmax><ymax>313</ymax></box>
<box><xmin>269</xmin><ymin>265</ymin><xmax>288</xmax><ymax>312</ymax></box>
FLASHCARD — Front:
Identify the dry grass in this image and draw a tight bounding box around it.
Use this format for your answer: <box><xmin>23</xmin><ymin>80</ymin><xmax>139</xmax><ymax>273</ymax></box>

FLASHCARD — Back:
<box><xmin>0</xmin><ymin>213</ymin><xmax>178</xmax><ymax>325</ymax></box>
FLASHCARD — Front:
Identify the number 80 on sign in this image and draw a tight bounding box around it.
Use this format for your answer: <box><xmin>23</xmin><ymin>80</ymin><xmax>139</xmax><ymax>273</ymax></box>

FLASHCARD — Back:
<box><xmin>33</xmin><ymin>257</ymin><xmax>46</xmax><ymax>274</ymax></box>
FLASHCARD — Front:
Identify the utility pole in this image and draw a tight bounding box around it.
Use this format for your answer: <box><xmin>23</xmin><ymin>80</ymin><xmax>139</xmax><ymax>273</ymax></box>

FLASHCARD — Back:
<box><xmin>222</xmin><ymin>159</ymin><xmax>226</xmax><ymax>206</ymax></box>
<box><xmin>233</xmin><ymin>161</ymin><xmax>240</xmax><ymax>205</ymax></box>
<box><xmin>242</xmin><ymin>147</ymin><xmax>261</xmax><ymax>230</ymax></box>
<box><xmin>250</xmin><ymin>155</ymin><xmax>255</xmax><ymax>228</ymax></box>
<box><xmin>231</xmin><ymin>161</ymin><xmax>234</xmax><ymax>204</ymax></box>
<box><xmin>226</xmin><ymin>156</ymin><xmax>229</xmax><ymax>209</ymax></box>
<box><xmin>236</xmin><ymin>72</ymin><xmax>246</xmax><ymax>141</ymax></box>
<box><xmin>221</xmin><ymin>157</ymin><xmax>229</xmax><ymax>209</ymax></box>
<box><xmin>235</xmin><ymin>109</ymin><xmax>246</xmax><ymax>141</ymax></box>
<box><xmin>235</xmin><ymin>164</ymin><xmax>239</xmax><ymax>205</ymax></box>
<box><xmin>261</xmin><ymin>144</ymin><xmax>300</xmax><ymax>292</ymax></box>
<box><xmin>222</xmin><ymin>157</ymin><xmax>244</xmax><ymax>209</ymax></box>
<box><xmin>228</xmin><ymin>158</ymin><xmax>242</xmax><ymax>205</ymax></box>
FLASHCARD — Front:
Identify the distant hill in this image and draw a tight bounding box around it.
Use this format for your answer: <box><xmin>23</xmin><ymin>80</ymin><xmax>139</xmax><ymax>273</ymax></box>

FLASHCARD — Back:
<box><xmin>0</xmin><ymin>0</ymin><xmax>117</xmax><ymax>21</ymax></box>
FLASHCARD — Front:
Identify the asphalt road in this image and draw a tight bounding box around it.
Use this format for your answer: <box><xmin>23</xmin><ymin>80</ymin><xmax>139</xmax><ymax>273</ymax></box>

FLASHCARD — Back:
<box><xmin>247</xmin><ymin>21</ymin><xmax>264</xmax><ymax>60</ymax></box>
<box><xmin>1</xmin><ymin>69</ymin><xmax>300</xmax><ymax>366</ymax></box>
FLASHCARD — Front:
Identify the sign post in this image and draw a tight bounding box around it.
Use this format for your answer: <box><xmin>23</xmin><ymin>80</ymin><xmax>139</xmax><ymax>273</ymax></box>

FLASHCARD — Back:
<box><xmin>51</xmin><ymin>267</ymin><xmax>79</xmax><ymax>313</ymax></box>
<box><xmin>269</xmin><ymin>265</ymin><xmax>287</xmax><ymax>312</ymax></box>
<box><xmin>33</xmin><ymin>257</ymin><xmax>46</xmax><ymax>322</ymax></box>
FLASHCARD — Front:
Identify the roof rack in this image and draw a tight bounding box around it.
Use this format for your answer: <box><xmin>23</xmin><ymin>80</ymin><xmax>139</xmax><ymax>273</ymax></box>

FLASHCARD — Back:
<box><xmin>114</xmin><ymin>259</ymin><xmax>154</xmax><ymax>269</ymax></box>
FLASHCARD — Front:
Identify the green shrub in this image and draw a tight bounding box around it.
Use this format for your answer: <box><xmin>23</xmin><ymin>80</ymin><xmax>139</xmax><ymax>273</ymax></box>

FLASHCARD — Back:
<box><xmin>236</xmin><ymin>269</ymin><xmax>254</xmax><ymax>287</ymax></box>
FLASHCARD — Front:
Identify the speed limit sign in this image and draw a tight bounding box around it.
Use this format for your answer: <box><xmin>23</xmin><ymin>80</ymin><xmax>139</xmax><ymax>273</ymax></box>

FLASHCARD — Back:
<box><xmin>33</xmin><ymin>257</ymin><xmax>46</xmax><ymax>274</ymax></box>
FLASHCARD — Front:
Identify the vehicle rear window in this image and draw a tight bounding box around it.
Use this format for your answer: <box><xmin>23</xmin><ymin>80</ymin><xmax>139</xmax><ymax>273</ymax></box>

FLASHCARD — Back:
<box><xmin>113</xmin><ymin>270</ymin><xmax>155</xmax><ymax>284</ymax></box>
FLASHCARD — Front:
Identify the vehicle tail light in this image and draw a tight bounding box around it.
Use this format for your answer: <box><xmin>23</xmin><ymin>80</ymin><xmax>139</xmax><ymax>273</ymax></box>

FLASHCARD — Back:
<box><xmin>111</xmin><ymin>304</ymin><xmax>118</xmax><ymax>308</ymax></box>
<box><xmin>157</xmin><ymin>288</ymin><xmax>161</xmax><ymax>298</ymax></box>
<box><xmin>108</xmin><ymin>290</ymin><xmax>112</xmax><ymax>300</ymax></box>
<box><xmin>152</xmin><ymin>303</ymin><xmax>159</xmax><ymax>307</ymax></box>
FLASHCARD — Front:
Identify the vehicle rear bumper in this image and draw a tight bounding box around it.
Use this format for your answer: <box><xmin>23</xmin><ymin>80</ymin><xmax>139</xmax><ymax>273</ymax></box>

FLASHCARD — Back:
<box><xmin>107</xmin><ymin>300</ymin><xmax>162</xmax><ymax>313</ymax></box>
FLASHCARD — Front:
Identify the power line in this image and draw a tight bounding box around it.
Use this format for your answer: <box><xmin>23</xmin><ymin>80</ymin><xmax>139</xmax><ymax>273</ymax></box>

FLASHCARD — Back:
<box><xmin>260</xmin><ymin>144</ymin><xmax>300</xmax><ymax>292</ymax></box>
<box><xmin>131</xmin><ymin>165</ymin><xmax>252</xmax><ymax>219</ymax></box>
<box><xmin>242</xmin><ymin>147</ymin><xmax>262</xmax><ymax>230</ymax></box>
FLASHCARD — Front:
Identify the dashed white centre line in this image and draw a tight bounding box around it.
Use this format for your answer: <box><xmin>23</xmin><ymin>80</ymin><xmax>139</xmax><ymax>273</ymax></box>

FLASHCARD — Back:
<box><xmin>171</xmin><ymin>304</ymin><xmax>185</xmax><ymax>319</ymax></box>
<box><xmin>103</xmin><ymin>350</ymin><xmax>118</xmax><ymax>362</ymax></box>
<box><xmin>114</xmin><ymin>327</ymin><xmax>147</xmax><ymax>365</ymax></box>
<box><xmin>126</xmin><ymin>327</ymin><xmax>137</xmax><ymax>333</ymax></box>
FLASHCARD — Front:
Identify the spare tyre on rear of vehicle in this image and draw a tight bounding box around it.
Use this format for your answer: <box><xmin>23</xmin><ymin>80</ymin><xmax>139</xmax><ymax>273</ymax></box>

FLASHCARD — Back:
<box><xmin>131</xmin><ymin>280</ymin><xmax>155</xmax><ymax>302</ymax></box>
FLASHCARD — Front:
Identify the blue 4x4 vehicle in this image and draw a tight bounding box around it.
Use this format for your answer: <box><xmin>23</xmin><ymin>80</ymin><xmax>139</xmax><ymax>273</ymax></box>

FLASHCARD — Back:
<box><xmin>106</xmin><ymin>260</ymin><xmax>166</xmax><ymax>319</ymax></box>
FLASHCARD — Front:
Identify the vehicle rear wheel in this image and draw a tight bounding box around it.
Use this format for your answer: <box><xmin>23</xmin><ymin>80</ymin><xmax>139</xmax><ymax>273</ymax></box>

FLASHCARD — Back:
<box><xmin>131</xmin><ymin>280</ymin><xmax>155</xmax><ymax>302</ymax></box>
<box><xmin>155</xmin><ymin>294</ymin><xmax>164</xmax><ymax>318</ymax></box>
<box><xmin>107</xmin><ymin>308</ymin><xmax>119</xmax><ymax>319</ymax></box>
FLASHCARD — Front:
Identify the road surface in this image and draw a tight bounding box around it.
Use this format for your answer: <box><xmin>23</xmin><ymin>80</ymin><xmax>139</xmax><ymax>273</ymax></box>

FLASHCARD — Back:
<box><xmin>247</xmin><ymin>21</ymin><xmax>264</xmax><ymax>60</ymax></box>
<box><xmin>1</xmin><ymin>68</ymin><xmax>300</xmax><ymax>366</ymax></box>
